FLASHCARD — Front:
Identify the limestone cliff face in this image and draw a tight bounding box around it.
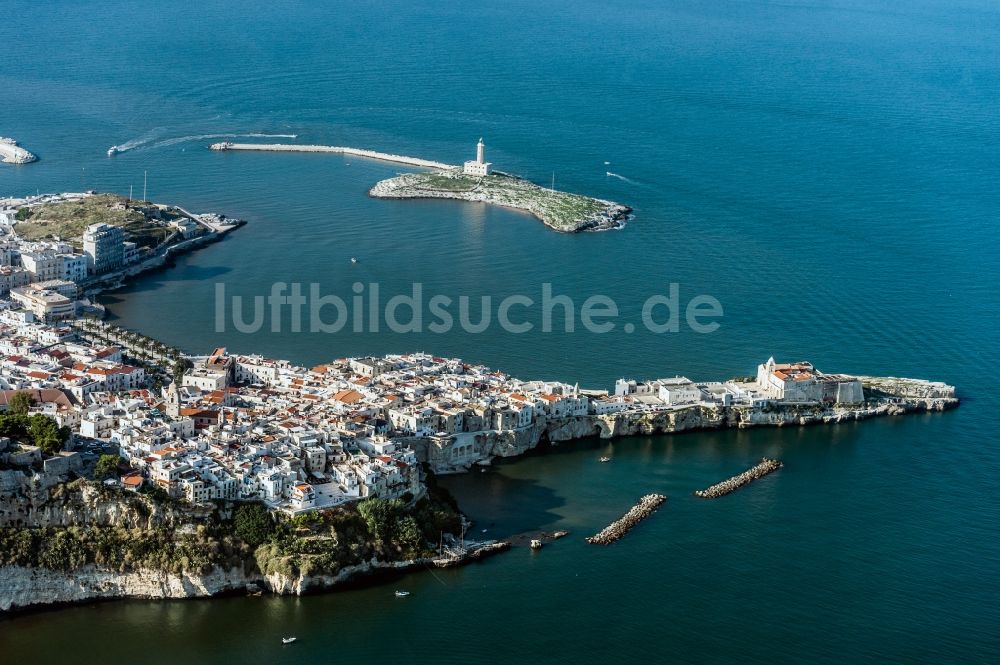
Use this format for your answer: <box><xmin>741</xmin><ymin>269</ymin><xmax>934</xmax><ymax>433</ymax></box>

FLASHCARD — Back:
<box><xmin>429</xmin><ymin>380</ymin><xmax>958</xmax><ymax>472</ymax></box>
<box><xmin>0</xmin><ymin>478</ymin><xmax>210</xmax><ymax>529</ymax></box>
<box><xmin>264</xmin><ymin>557</ymin><xmax>434</xmax><ymax>596</ymax></box>
<box><xmin>2</xmin><ymin>552</ymin><xmax>506</xmax><ymax>612</ymax></box>
<box><xmin>0</xmin><ymin>565</ymin><xmax>253</xmax><ymax>612</ymax></box>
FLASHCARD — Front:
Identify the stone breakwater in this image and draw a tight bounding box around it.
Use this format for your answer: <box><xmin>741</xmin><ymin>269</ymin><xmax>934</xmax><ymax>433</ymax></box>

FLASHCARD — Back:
<box><xmin>585</xmin><ymin>494</ymin><xmax>667</xmax><ymax>545</ymax></box>
<box><xmin>208</xmin><ymin>142</ymin><xmax>456</xmax><ymax>170</ymax></box>
<box><xmin>0</xmin><ymin>137</ymin><xmax>37</xmax><ymax>164</ymax></box>
<box><xmin>369</xmin><ymin>170</ymin><xmax>632</xmax><ymax>233</ymax></box>
<box><xmin>694</xmin><ymin>458</ymin><xmax>784</xmax><ymax>498</ymax></box>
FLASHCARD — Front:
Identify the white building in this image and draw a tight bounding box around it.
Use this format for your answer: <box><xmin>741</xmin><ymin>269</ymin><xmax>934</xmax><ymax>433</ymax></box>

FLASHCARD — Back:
<box><xmin>20</xmin><ymin>252</ymin><xmax>61</xmax><ymax>282</ymax></box>
<box><xmin>59</xmin><ymin>254</ymin><xmax>88</xmax><ymax>282</ymax></box>
<box><xmin>657</xmin><ymin>378</ymin><xmax>702</xmax><ymax>405</ymax></box>
<box><xmin>122</xmin><ymin>241</ymin><xmax>140</xmax><ymax>265</ymax></box>
<box><xmin>82</xmin><ymin>223</ymin><xmax>125</xmax><ymax>275</ymax></box>
<box><xmin>0</xmin><ymin>266</ymin><xmax>33</xmax><ymax>296</ymax></box>
<box><xmin>10</xmin><ymin>286</ymin><xmax>76</xmax><ymax>322</ymax></box>
<box><xmin>463</xmin><ymin>138</ymin><xmax>492</xmax><ymax>176</ymax></box>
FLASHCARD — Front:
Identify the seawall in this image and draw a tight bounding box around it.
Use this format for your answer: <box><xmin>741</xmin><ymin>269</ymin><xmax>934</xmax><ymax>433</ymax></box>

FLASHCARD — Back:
<box><xmin>209</xmin><ymin>142</ymin><xmax>456</xmax><ymax>170</ymax></box>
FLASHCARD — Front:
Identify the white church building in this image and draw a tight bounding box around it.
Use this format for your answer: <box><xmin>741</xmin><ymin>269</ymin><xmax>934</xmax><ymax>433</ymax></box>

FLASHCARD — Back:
<box><xmin>463</xmin><ymin>138</ymin><xmax>492</xmax><ymax>176</ymax></box>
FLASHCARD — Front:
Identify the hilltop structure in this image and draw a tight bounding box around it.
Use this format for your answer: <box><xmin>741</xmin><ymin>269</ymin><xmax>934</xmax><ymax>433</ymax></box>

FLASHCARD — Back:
<box><xmin>463</xmin><ymin>138</ymin><xmax>492</xmax><ymax>176</ymax></box>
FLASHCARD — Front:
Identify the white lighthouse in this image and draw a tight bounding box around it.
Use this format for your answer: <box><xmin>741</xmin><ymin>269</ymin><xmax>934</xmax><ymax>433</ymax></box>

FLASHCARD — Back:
<box><xmin>463</xmin><ymin>137</ymin><xmax>492</xmax><ymax>176</ymax></box>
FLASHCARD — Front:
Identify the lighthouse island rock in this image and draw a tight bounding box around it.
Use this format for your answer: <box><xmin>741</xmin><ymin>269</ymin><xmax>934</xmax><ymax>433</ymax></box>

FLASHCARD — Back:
<box><xmin>369</xmin><ymin>138</ymin><xmax>632</xmax><ymax>232</ymax></box>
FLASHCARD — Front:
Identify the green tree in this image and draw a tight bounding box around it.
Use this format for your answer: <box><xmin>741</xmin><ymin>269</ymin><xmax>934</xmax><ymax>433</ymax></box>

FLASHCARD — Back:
<box><xmin>26</xmin><ymin>414</ymin><xmax>69</xmax><ymax>455</ymax></box>
<box><xmin>357</xmin><ymin>498</ymin><xmax>405</xmax><ymax>544</ymax></box>
<box><xmin>233</xmin><ymin>503</ymin><xmax>275</xmax><ymax>547</ymax></box>
<box><xmin>173</xmin><ymin>358</ymin><xmax>193</xmax><ymax>386</ymax></box>
<box><xmin>7</xmin><ymin>391</ymin><xmax>35</xmax><ymax>416</ymax></box>
<box><xmin>395</xmin><ymin>516</ymin><xmax>423</xmax><ymax>553</ymax></box>
<box><xmin>93</xmin><ymin>454</ymin><xmax>121</xmax><ymax>480</ymax></box>
<box><xmin>139</xmin><ymin>484</ymin><xmax>170</xmax><ymax>502</ymax></box>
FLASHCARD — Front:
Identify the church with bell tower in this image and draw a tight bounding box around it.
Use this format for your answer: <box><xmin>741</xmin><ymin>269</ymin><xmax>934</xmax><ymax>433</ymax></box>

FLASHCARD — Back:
<box><xmin>463</xmin><ymin>137</ymin><xmax>492</xmax><ymax>176</ymax></box>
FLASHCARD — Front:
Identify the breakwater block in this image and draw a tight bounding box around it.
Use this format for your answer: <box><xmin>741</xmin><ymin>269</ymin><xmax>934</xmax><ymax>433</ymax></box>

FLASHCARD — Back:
<box><xmin>585</xmin><ymin>493</ymin><xmax>667</xmax><ymax>545</ymax></box>
<box><xmin>694</xmin><ymin>458</ymin><xmax>783</xmax><ymax>499</ymax></box>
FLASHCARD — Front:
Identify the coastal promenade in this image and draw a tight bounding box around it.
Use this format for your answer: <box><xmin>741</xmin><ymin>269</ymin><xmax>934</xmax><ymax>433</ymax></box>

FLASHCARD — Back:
<box><xmin>209</xmin><ymin>142</ymin><xmax>456</xmax><ymax>170</ymax></box>
<box><xmin>0</xmin><ymin>137</ymin><xmax>37</xmax><ymax>164</ymax></box>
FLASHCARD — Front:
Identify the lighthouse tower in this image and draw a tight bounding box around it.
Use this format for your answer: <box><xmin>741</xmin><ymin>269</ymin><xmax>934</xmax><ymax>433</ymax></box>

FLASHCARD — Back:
<box><xmin>463</xmin><ymin>137</ymin><xmax>492</xmax><ymax>176</ymax></box>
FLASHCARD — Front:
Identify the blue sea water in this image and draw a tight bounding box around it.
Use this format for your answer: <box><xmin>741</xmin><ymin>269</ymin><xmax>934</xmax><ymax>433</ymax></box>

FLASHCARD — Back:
<box><xmin>1</xmin><ymin>1</ymin><xmax>998</xmax><ymax>662</ymax></box>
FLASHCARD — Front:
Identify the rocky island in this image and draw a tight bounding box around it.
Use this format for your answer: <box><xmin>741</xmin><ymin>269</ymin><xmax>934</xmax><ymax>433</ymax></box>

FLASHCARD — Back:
<box><xmin>0</xmin><ymin>137</ymin><xmax>37</xmax><ymax>165</ymax></box>
<box><xmin>369</xmin><ymin>169</ymin><xmax>632</xmax><ymax>232</ymax></box>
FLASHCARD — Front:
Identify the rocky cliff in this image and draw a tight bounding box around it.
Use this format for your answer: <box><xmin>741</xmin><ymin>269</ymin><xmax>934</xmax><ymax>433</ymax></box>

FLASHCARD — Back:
<box><xmin>0</xmin><ymin>476</ymin><xmax>211</xmax><ymax>529</ymax></box>
<box><xmin>427</xmin><ymin>375</ymin><xmax>958</xmax><ymax>472</ymax></box>
<box><xmin>0</xmin><ymin>565</ymin><xmax>253</xmax><ymax>612</ymax></box>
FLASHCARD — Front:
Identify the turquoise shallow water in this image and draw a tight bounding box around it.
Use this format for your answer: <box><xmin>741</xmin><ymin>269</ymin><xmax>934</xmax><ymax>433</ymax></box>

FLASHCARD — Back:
<box><xmin>1</xmin><ymin>0</ymin><xmax>999</xmax><ymax>662</ymax></box>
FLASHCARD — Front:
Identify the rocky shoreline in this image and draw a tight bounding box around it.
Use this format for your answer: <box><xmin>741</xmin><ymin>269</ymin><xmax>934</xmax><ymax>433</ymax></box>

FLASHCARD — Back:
<box><xmin>369</xmin><ymin>169</ymin><xmax>631</xmax><ymax>232</ymax></box>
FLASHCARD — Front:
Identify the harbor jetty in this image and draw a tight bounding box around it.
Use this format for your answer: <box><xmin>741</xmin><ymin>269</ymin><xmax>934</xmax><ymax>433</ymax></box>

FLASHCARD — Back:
<box><xmin>208</xmin><ymin>142</ymin><xmax>456</xmax><ymax>170</ymax></box>
<box><xmin>0</xmin><ymin>137</ymin><xmax>37</xmax><ymax>164</ymax></box>
<box><xmin>694</xmin><ymin>458</ymin><xmax>784</xmax><ymax>498</ymax></box>
<box><xmin>585</xmin><ymin>494</ymin><xmax>667</xmax><ymax>545</ymax></box>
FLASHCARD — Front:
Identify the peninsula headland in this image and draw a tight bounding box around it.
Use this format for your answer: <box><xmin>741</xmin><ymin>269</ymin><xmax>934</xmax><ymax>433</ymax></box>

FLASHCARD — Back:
<box><xmin>0</xmin><ymin>333</ymin><xmax>958</xmax><ymax>613</ymax></box>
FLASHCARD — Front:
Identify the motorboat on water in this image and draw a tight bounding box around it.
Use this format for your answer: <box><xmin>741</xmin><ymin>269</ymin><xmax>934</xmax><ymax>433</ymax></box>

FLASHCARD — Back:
<box><xmin>530</xmin><ymin>539</ymin><xmax>543</xmax><ymax>550</ymax></box>
<box><xmin>394</xmin><ymin>590</ymin><xmax>410</xmax><ymax>597</ymax></box>
<box><xmin>351</xmin><ymin>257</ymin><xmax>358</xmax><ymax>263</ymax></box>
<box><xmin>282</xmin><ymin>637</ymin><xmax>297</xmax><ymax>644</ymax></box>
<box><xmin>107</xmin><ymin>146</ymin><xmax>121</xmax><ymax>156</ymax></box>
<box><xmin>600</xmin><ymin>456</ymin><xmax>611</xmax><ymax>463</ymax></box>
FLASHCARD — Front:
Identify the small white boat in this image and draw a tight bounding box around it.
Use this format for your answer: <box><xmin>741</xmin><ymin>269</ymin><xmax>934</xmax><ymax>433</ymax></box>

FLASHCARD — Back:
<box><xmin>600</xmin><ymin>456</ymin><xmax>611</xmax><ymax>463</ymax></box>
<box><xmin>394</xmin><ymin>590</ymin><xmax>410</xmax><ymax>597</ymax></box>
<box><xmin>282</xmin><ymin>637</ymin><xmax>297</xmax><ymax>644</ymax></box>
<box><xmin>107</xmin><ymin>146</ymin><xmax>121</xmax><ymax>157</ymax></box>
<box><xmin>530</xmin><ymin>539</ymin><xmax>543</xmax><ymax>550</ymax></box>
<box><xmin>350</xmin><ymin>257</ymin><xmax>357</xmax><ymax>264</ymax></box>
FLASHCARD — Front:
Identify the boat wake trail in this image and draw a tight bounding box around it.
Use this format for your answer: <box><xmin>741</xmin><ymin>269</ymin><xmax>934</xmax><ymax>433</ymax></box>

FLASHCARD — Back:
<box><xmin>606</xmin><ymin>171</ymin><xmax>636</xmax><ymax>184</ymax></box>
<box><xmin>112</xmin><ymin>128</ymin><xmax>167</xmax><ymax>153</ymax></box>
<box><xmin>149</xmin><ymin>133</ymin><xmax>298</xmax><ymax>149</ymax></box>
<box><xmin>111</xmin><ymin>132</ymin><xmax>299</xmax><ymax>153</ymax></box>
